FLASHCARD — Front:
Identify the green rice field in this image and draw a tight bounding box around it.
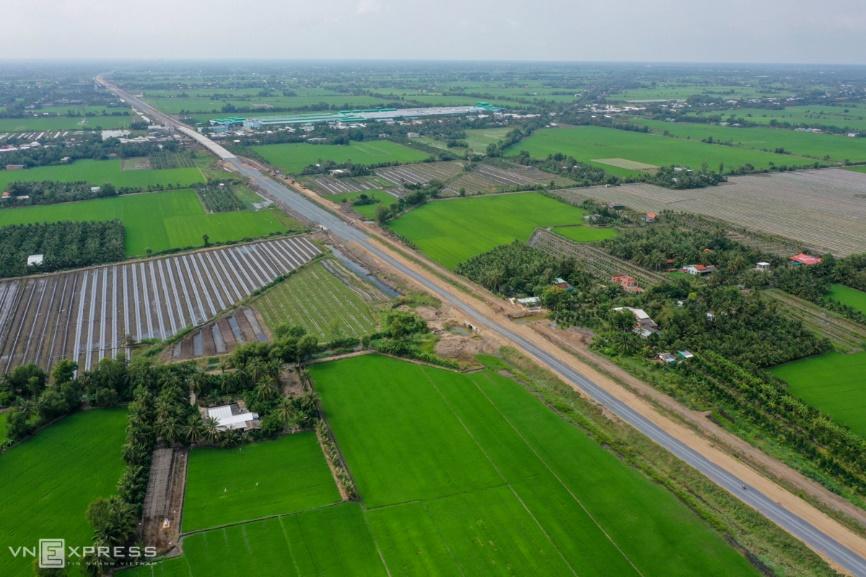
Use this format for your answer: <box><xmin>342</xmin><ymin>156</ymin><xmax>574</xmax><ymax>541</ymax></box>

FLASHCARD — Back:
<box><xmin>388</xmin><ymin>192</ymin><xmax>617</xmax><ymax>268</ymax></box>
<box><xmin>772</xmin><ymin>351</ymin><xmax>866</xmax><ymax>438</ymax></box>
<box><xmin>635</xmin><ymin>118</ymin><xmax>864</xmax><ymax>163</ymax></box>
<box><xmin>608</xmin><ymin>84</ymin><xmax>780</xmax><ymax>102</ymax></box>
<box><xmin>126</xmin><ymin>355</ymin><xmax>758</xmax><ymax>577</ymax></box>
<box><xmin>690</xmin><ymin>104</ymin><xmax>866</xmax><ymax>132</ymax></box>
<box><xmin>506</xmin><ymin>125</ymin><xmax>814</xmax><ymax>176</ymax></box>
<box><xmin>0</xmin><ymin>409</ymin><xmax>127</xmax><ymax>577</ymax></box>
<box><xmin>0</xmin><ymin>114</ymin><xmax>133</xmax><ymax>132</ymax></box>
<box><xmin>182</xmin><ymin>433</ymin><xmax>340</xmax><ymax>532</ymax></box>
<box><xmin>0</xmin><ymin>189</ymin><xmax>300</xmax><ymax>257</ymax></box>
<box><xmin>251</xmin><ymin>141</ymin><xmax>430</xmax><ymax>174</ymax></box>
<box><xmin>125</xmin><ymin>503</ymin><xmax>388</xmax><ymax>577</ymax></box>
<box><xmin>328</xmin><ymin>189</ymin><xmax>397</xmax><ymax>219</ymax></box>
<box><xmin>464</xmin><ymin>126</ymin><xmax>512</xmax><ymax>153</ymax></box>
<box><xmin>311</xmin><ymin>355</ymin><xmax>758</xmax><ymax>577</ymax></box>
<box><xmin>254</xmin><ymin>260</ymin><xmax>383</xmax><ymax>340</ymax></box>
<box><xmin>0</xmin><ymin>158</ymin><xmax>204</xmax><ymax>190</ymax></box>
<box><xmin>828</xmin><ymin>283</ymin><xmax>866</xmax><ymax>316</ymax></box>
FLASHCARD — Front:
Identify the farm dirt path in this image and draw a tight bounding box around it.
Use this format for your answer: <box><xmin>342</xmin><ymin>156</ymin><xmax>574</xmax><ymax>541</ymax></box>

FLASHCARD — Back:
<box><xmin>270</xmin><ymin>169</ymin><xmax>866</xmax><ymax>573</ymax></box>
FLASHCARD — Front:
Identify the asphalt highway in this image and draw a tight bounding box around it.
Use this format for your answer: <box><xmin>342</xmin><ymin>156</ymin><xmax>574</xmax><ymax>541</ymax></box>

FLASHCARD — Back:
<box><xmin>97</xmin><ymin>75</ymin><xmax>866</xmax><ymax>576</ymax></box>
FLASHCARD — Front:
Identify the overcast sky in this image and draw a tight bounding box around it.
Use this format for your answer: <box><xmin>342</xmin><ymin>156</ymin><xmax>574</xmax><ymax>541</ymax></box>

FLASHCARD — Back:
<box><xmin>3</xmin><ymin>0</ymin><xmax>865</xmax><ymax>64</ymax></box>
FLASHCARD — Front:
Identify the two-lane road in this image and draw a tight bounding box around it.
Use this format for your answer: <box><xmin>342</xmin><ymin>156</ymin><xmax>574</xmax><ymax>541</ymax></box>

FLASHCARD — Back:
<box><xmin>97</xmin><ymin>75</ymin><xmax>866</xmax><ymax>576</ymax></box>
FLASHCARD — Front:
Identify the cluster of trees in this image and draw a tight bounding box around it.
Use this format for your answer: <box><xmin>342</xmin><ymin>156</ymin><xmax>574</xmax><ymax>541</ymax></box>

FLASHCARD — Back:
<box><xmin>196</xmin><ymin>184</ymin><xmax>244</xmax><ymax>212</ymax></box>
<box><xmin>0</xmin><ymin>221</ymin><xmax>125</xmax><ymax>278</ymax></box>
<box><xmin>602</xmin><ymin>217</ymin><xmax>758</xmax><ymax>273</ymax></box>
<box><xmin>0</xmin><ymin>139</ymin><xmax>179</xmax><ymax>171</ymax></box>
<box><xmin>598</xmin><ymin>283</ymin><xmax>829</xmax><ymax>368</ymax></box>
<box><xmin>512</xmin><ymin>151</ymin><xmax>616</xmax><ymax>186</ymax></box>
<box><xmin>457</xmin><ymin>242</ymin><xmax>618</xmax><ymax>329</ymax></box>
<box><xmin>645</xmin><ymin>165</ymin><xmax>727</xmax><ymax>189</ymax></box>
<box><xmin>375</xmin><ymin>181</ymin><xmax>444</xmax><ymax>224</ymax></box>
<box><xmin>684</xmin><ymin>352</ymin><xmax>866</xmax><ymax>493</ymax></box>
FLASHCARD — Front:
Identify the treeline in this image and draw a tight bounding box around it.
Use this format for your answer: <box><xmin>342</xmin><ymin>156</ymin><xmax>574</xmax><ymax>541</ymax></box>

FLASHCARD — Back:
<box><xmin>0</xmin><ymin>221</ymin><xmax>125</xmax><ymax>278</ymax></box>
<box><xmin>0</xmin><ymin>181</ymin><xmax>190</xmax><ymax>207</ymax></box>
<box><xmin>0</xmin><ymin>139</ymin><xmax>180</xmax><ymax>171</ymax></box>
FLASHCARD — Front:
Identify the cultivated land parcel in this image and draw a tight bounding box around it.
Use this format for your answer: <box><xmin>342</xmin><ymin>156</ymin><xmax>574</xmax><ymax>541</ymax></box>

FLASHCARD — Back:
<box><xmin>129</xmin><ymin>356</ymin><xmax>758</xmax><ymax>577</ymax></box>
<box><xmin>0</xmin><ymin>159</ymin><xmax>204</xmax><ymax>190</ymax></box>
<box><xmin>182</xmin><ymin>433</ymin><xmax>340</xmax><ymax>532</ymax></box>
<box><xmin>251</xmin><ymin>141</ymin><xmax>430</xmax><ymax>175</ymax></box>
<box><xmin>0</xmin><ymin>409</ymin><xmax>127</xmax><ymax>577</ymax></box>
<box><xmin>0</xmin><ymin>189</ymin><xmax>299</xmax><ymax>257</ymax></box>
<box><xmin>388</xmin><ymin>192</ymin><xmax>617</xmax><ymax>269</ymax></box>
<box><xmin>506</xmin><ymin>125</ymin><xmax>815</xmax><ymax>176</ymax></box>
<box><xmin>635</xmin><ymin>118</ymin><xmax>866</xmax><ymax>164</ymax></box>
<box><xmin>772</xmin><ymin>352</ymin><xmax>866</xmax><ymax>439</ymax></box>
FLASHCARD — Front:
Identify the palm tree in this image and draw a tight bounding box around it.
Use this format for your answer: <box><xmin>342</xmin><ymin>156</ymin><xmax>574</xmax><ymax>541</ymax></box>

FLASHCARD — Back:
<box><xmin>203</xmin><ymin>416</ymin><xmax>220</xmax><ymax>445</ymax></box>
<box><xmin>185</xmin><ymin>415</ymin><xmax>205</xmax><ymax>446</ymax></box>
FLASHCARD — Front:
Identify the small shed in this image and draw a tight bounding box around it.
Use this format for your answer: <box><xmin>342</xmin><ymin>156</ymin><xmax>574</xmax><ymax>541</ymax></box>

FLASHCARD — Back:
<box><xmin>755</xmin><ymin>261</ymin><xmax>771</xmax><ymax>272</ymax></box>
<box><xmin>27</xmin><ymin>254</ymin><xmax>44</xmax><ymax>267</ymax></box>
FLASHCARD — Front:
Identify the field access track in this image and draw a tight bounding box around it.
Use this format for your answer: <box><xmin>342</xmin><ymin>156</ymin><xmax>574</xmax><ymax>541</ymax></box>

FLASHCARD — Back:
<box><xmin>0</xmin><ymin>236</ymin><xmax>319</xmax><ymax>374</ymax></box>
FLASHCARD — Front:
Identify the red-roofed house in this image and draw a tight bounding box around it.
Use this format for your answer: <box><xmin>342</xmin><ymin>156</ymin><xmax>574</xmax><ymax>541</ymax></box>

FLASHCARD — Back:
<box><xmin>789</xmin><ymin>253</ymin><xmax>823</xmax><ymax>266</ymax></box>
<box><xmin>612</xmin><ymin>274</ymin><xmax>643</xmax><ymax>294</ymax></box>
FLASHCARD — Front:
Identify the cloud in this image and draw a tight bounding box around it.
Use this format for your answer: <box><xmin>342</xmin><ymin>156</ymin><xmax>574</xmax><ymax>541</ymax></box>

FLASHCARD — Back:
<box><xmin>356</xmin><ymin>0</ymin><xmax>382</xmax><ymax>15</ymax></box>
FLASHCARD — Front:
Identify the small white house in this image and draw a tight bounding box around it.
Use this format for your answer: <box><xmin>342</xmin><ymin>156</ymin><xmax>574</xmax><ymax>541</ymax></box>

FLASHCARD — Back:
<box><xmin>26</xmin><ymin>254</ymin><xmax>44</xmax><ymax>267</ymax></box>
<box><xmin>206</xmin><ymin>404</ymin><xmax>260</xmax><ymax>432</ymax></box>
<box><xmin>755</xmin><ymin>261</ymin><xmax>771</xmax><ymax>272</ymax></box>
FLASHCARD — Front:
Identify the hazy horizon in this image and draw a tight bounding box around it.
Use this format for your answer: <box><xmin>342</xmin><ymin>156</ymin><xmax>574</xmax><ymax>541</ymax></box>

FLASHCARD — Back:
<box><xmin>3</xmin><ymin>0</ymin><xmax>865</xmax><ymax>65</ymax></box>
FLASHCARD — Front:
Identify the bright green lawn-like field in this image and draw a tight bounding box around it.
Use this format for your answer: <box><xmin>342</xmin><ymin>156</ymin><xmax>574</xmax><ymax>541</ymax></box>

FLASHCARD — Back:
<box><xmin>328</xmin><ymin>189</ymin><xmax>397</xmax><ymax>219</ymax></box>
<box><xmin>0</xmin><ymin>115</ymin><xmax>132</xmax><ymax>132</ymax></box>
<box><xmin>0</xmin><ymin>189</ymin><xmax>299</xmax><ymax>257</ymax></box>
<box><xmin>0</xmin><ymin>412</ymin><xmax>7</xmax><ymax>443</ymax></box>
<box><xmin>0</xmin><ymin>158</ymin><xmax>204</xmax><ymax>190</ymax></box>
<box><xmin>635</xmin><ymin>118</ymin><xmax>864</xmax><ymax>163</ymax></box>
<box><xmin>388</xmin><ymin>192</ymin><xmax>617</xmax><ymax>268</ymax></box>
<box><xmin>464</xmin><ymin>127</ymin><xmax>512</xmax><ymax>153</ymax></box>
<box><xmin>312</xmin><ymin>355</ymin><xmax>759</xmax><ymax>577</ymax></box>
<box><xmin>507</xmin><ymin>125</ymin><xmax>813</xmax><ymax>176</ymax></box>
<box><xmin>251</xmin><ymin>141</ymin><xmax>430</xmax><ymax>174</ymax></box>
<box><xmin>126</xmin><ymin>503</ymin><xmax>387</xmax><ymax>577</ymax></box>
<box><xmin>829</xmin><ymin>283</ymin><xmax>866</xmax><ymax>316</ymax></box>
<box><xmin>182</xmin><ymin>433</ymin><xmax>340</xmax><ymax>532</ymax></box>
<box><xmin>772</xmin><ymin>351</ymin><xmax>866</xmax><ymax>438</ymax></box>
<box><xmin>0</xmin><ymin>410</ymin><xmax>127</xmax><ymax>577</ymax></box>
<box><xmin>254</xmin><ymin>260</ymin><xmax>382</xmax><ymax>340</ymax></box>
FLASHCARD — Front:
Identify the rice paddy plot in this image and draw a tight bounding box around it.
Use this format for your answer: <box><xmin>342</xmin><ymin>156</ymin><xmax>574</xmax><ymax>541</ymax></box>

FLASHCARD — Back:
<box><xmin>310</xmin><ymin>355</ymin><xmax>760</xmax><ymax>577</ymax></box>
<box><xmin>251</xmin><ymin>141</ymin><xmax>430</xmax><ymax>175</ymax></box>
<box><xmin>182</xmin><ymin>432</ymin><xmax>341</xmax><ymax>532</ymax></box>
<box><xmin>0</xmin><ymin>158</ymin><xmax>204</xmax><ymax>190</ymax></box>
<box><xmin>254</xmin><ymin>260</ymin><xmax>384</xmax><ymax>340</ymax></box>
<box><xmin>506</xmin><ymin>125</ymin><xmax>814</xmax><ymax>176</ymax></box>
<box><xmin>0</xmin><ymin>409</ymin><xmax>127</xmax><ymax>577</ymax></box>
<box><xmin>388</xmin><ymin>192</ymin><xmax>617</xmax><ymax>269</ymax></box>
<box><xmin>464</xmin><ymin>126</ymin><xmax>512</xmax><ymax>153</ymax></box>
<box><xmin>328</xmin><ymin>189</ymin><xmax>398</xmax><ymax>219</ymax></box>
<box><xmin>123</xmin><ymin>503</ymin><xmax>388</xmax><ymax>577</ymax></box>
<box><xmin>0</xmin><ymin>189</ymin><xmax>300</xmax><ymax>257</ymax></box>
<box><xmin>636</xmin><ymin>118</ymin><xmax>866</xmax><ymax>163</ymax></box>
<box><xmin>689</xmin><ymin>104</ymin><xmax>866</xmax><ymax>132</ymax></box>
<box><xmin>772</xmin><ymin>351</ymin><xmax>866</xmax><ymax>438</ymax></box>
<box><xmin>0</xmin><ymin>114</ymin><xmax>133</xmax><ymax>132</ymax></box>
<box><xmin>828</xmin><ymin>283</ymin><xmax>866</xmax><ymax>316</ymax></box>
